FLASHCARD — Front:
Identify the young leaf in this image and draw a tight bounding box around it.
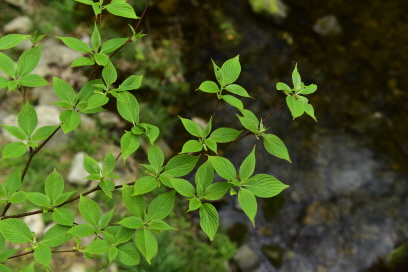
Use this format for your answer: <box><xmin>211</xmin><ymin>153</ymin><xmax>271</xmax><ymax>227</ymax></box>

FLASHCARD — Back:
<box><xmin>71</xmin><ymin>57</ymin><xmax>95</xmax><ymax>67</ymax></box>
<box><xmin>133</xmin><ymin>176</ymin><xmax>157</xmax><ymax>196</ymax></box>
<box><xmin>0</xmin><ymin>76</ymin><xmax>8</xmax><ymax>89</ymax></box>
<box><xmin>68</xmin><ymin>224</ymin><xmax>96</xmax><ymax>237</ymax></box>
<box><xmin>139</xmin><ymin>123</ymin><xmax>159</xmax><ymax>144</ymax></box>
<box><xmin>2</xmin><ymin>142</ymin><xmax>27</xmax><ymax>159</ymax></box>
<box><xmin>102</xmin><ymin>61</ymin><xmax>117</xmax><ymax>86</ymax></box>
<box><xmin>18</xmin><ymin>102</ymin><xmax>38</xmax><ymax>137</ymax></box>
<box><xmin>52</xmin><ymin>207</ymin><xmax>74</xmax><ymax>226</ymax></box>
<box><xmin>59</xmin><ymin>110</ymin><xmax>80</xmax><ymax>133</ymax></box>
<box><xmin>203</xmin><ymin>117</ymin><xmax>212</xmax><ymax>137</ymax></box>
<box><xmin>170</xmin><ymin>178</ymin><xmax>195</xmax><ymax>197</ymax></box>
<box><xmin>102</xmin><ymin>151</ymin><xmax>116</xmax><ymax>175</ymax></box>
<box><xmin>300</xmin><ymin>84</ymin><xmax>317</xmax><ymax>95</ymax></box>
<box><xmin>100</xmin><ymin>38</ymin><xmax>128</xmax><ymax>54</ymax></box>
<box><xmin>122</xmin><ymin>183</ymin><xmax>145</xmax><ymax>218</ymax></box>
<box><xmin>286</xmin><ymin>96</ymin><xmax>305</xmax><ymax>119</ymax></box>
<box><xmin>115</xmin><ymin>226</ymin><xmax>135</xmax><ymax>245</ymax></box>
<box><xmin>187</xmin><ymin>198</ymin><xmax>201</xmax><ymax>212</ymax></box>
<box><xmin>0</xmin><ymin>219</ymin><xmax>32</xmax><ymax>243</ymax></box>
<box><xmin>45</xmin><ymin>169</ymin><xmax>64</xmax><ymax>204</ymax></box>
<box><xmin>148</xmin><ymin>144</ymin><xmax>164</xmax><ymax>170</ymax></box>
<box><xmin>86</xmin><ymin>94</ymin><xmax>109</xmax><ymax>110</ymax></box>
<box><xmin>224</xmin><ymin>84</ymin><xmax>250</xmax><ymax>97</ymax></box>
<box><xmin>34</xmin><ymin>243</ymin><xmax>51</xmax><ymax>268</ymax></box>
<box><xmin>212</xmin><ymin>59</ymin><xmax>225</xmax><ymax>87</ymax></box>
<box><xmin>26</xmin><ymin>192</ymin><xmax>51</xmax><ymax>207</ymax></box>
<box><xmin>56</xmin><ymin>37</ymin><xmax>92</xmax><ymax>53</ymax></box>
<box><xmin>276</xmin><ymin>82</ymin><xmax>292</xmax><ymax>94</ymax></box>
<box><xmin>304</xmin><ymin>103</ymin><xmax>317</xmax><ymax>122</ymax></box>
<box><xmin>120</xmin><ymin>131</ymin><xmax>140</xmax><ymax>162</ymax></box>
<box><xmin>5</xmin><ymin>170</ymin><xmax>21</xmax><ymax>195</ymax></box>
<box><xmin>147</xmin><ymin>190</ymin><xmax>176</xmax><ymax>220</ymax></box>
<box><xmin>41</xmin><ymin>224</ymin><xmax>72</xmax><ymax>247</ymax></box>
<box><xmin>108</xmin><ymin>247</ymin><xmax>119</xmax><ymax>263</ymax></box>
<box><xmin>117</xmin><ymin>216</ymin><xmax>144</xmax><ymax>229</ymax></box>
<box><xmin>93</xmin><ymin>52</ymin><xmax>109</xmax><ymax>66</ymax></box>
<box><xmin>8</xmin><ymin>191</ymin><xmax>27</xmax><ymax>203</ymax></box>
<box><xmin>199</xmin><ymin>203</ymin><xmax>218</xmax><ymax>241</ymax></box>
<box><xmin>99</xmin><ymin>207</ymin><xmax>115</xmax><ymax>229</ymax></box>
<box><xmin>54</xmin><ymin>191</ymin><xmax>75</xmax><ymax>206</ymax></box>
<box><xmin>100</xmin><ymin>179</ymin><xmax>115</xmax><ymax>198</ymax></box>
<box><xmin>116</xmin><ymin>92</ymin><xmax>139</xmax><ymax>125</ymax></box>
<box><xmin>203</xmin><ymin>182</ymin><xmax>232</xmax><ymax>200</ymax></box>
<box><xmin>208</xmin><ymin>156</ymin><xmax>236</xmax><ymax>181</ymax></box>
<box><xmin>0</xmin><ymin>52</ymin><xmax>15</xmax><ymax>77</ymax></box>
<box><xmin>238</xmin><ymin>188</ymin><xmax>257</xmax><ymax>227</ymax></box>
<box><xmin>0</xmin><ymin>34</ymin><xmax>31</xmax><ymax>50</ymax></box>
<box><xmin>178</xmin><ymin>117</ymin><xmax>203</xmax><ymax>137</ymax></box>
<box><xmin>163</xmin><ymin>155</ymin><xmax>200</xmax><ymax>177</ymax></box>
<box><xmin>204</xmin><ymin>138</ymin><xmax>217</xmax><ymax>154</ymax></box>
<box><xmin>135</xmin><ymin>228</ymin><xmax>157</xmax><ymax>264</ymax></box>
<box><xmin>239</xmin><ymin>146</ymin><xmax>256</xmax><ymax>181</ymax></box>
<box><xmin>262</xmin><ymin>134</ymin><xmax>291</xmax><ymax>162</ymax></box>
<box><xmin>78</xmin><ymin>79</ymin><xmax>104</xmax><ymax>101</ymax></box>
<box><xmin>221</xmin><ymin>55</ymin><xmax>241</xmax><ymax>85</ymax></box>
<box><xmin>19</xmin><ymin>74</ymin><xmax>49</xmax><ymax>87</ymax></box>
<box><xmin>195</xmin><ymin>161</ymin><xmax>214</xmax><ymax>194</ymax></box>
<box><xmin>148</xmin><ymin>220</ymin><xmax>176</xmax><ymax>230</ymax></box>
<box><xmin>31</xmin><ymin>126</ymin><xmax>58</xmax><ymax>141</ymax></box>
<box><xmin>118</xmin><ymin>243</ymin><xmax>140</xmax><ymax>266</ymax></box>
<box><xmin>236</xmin><ymin>109</ymin><xmax>259</xmax><ymax>133</ymax></box>
<box><xmin>209</xmin><ymin>127</ymin><xmax>242</xmax><ymax>143</ymax></box>
<box><xmin>105</xmin><ymin>2</ymin><xmax>139</xmax><ymax>19</ymax></box>
<box><xmin>244</xmin><ymin>174</ymin><xmax>288</xmax><ymax>197</ymax></box>
<box><xmin>16</xmin><ymin>45</ymin><xmax>43</xmax><ymax>77</ymax></box>
<box><xmin>7</xmin><ymin>81</ymin><xmax>18</xmax><ymax>92</ymax></box>
<box><xmin>91</xmin><ymin>23</ymin><xmax>101</xmax><ymax>52</ymax></box>
<box><xmin>119</xmin><ymin>75</ymin><xmax>143</xmax><ymax>91</ymax></box>
<box><xmin>198</xmin><ymin>81</ymin><xmax>219</xmax><ymax>93</ymax></box>
<box><xmin>20</xmin><ymin>263</ymin><xmax>35</xmax><ymax>272</ymax></box>
<box><xmin>79</xmin><ymin>195</ymin><xmax>101</xmax><ymax>226</ymax></box>
<box><xmin>292</xmin><ymin>64</ymin><xmax>301</xmax><ymax>89</ymax></box>
<box><xmin>180</xmin><ymin>140</ymin><xmax>203</xmax><ymax>153</ymax></box>
<box><xmin>84</xmin><ymin>240</ymin><xmax>110</xmax><ymax>254</ymax></box>
<box><xmin>222</xmin><ymin>95</ymin><xmax>244</xmax><ymax>110</ymax></box>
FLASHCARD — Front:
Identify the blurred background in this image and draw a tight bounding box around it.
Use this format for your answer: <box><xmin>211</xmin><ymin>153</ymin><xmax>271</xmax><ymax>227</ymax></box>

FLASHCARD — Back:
<box><xmin>0</xmin><ymin>0</ymin><xmax>407</xmax><ymax>271</ymax></box>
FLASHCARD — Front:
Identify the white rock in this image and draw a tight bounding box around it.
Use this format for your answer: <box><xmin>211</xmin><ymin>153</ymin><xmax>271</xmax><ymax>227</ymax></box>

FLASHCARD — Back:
<box><xmin>98</xmin><ymin>111</ymin><xmax>120</xmax><ymax>125</ymax></box>
<box><xmin>32</xmin><ymin>64</ymin><xmax>52</xmax><ymax>78</ymax></box>
<box><xmin>1</xmin><ymin>114</ymin><xmax>21</xmax><ymax>142</ymax></box>
<box><xmin>23</xmin><ymin>212</ymin><xmax>45</xmax><ymax>237</ymax></box>
<box><xmin>3</xmin><ymin>16</ymin><xmax>32</xmax><ymax>34</ymax></box>
<box><xmin>192</xmin><ymin>116</ymin><xmax>207</xmax><ymax>130</ymax></box>
<box><xmin>80</xmin><ymin>114</ymin><xmax>96</xmax><ymax>130</ymax></box>
<box><xmin>313</xmin><ymin>15</ymin><xmax>342</xmax><ymax>36</ymax></box>
<box><xmin>32</xmin><ymin>85</ymin><xmax>60</xmax><ymax>106</ymax></box>
<box><xmin>35</xmin><ymin>105</ymin><xmax>61</xmax><ymax>126</ymax></box>
<box><xmin>42</xmin><ymin>40</ymin><xmax>83</xmax><ymax>67</ymax></box>
<box><xmin>69</xmin><ymin>264</ymin><xmax>87</xmax><ymax>272</ymax></box>
<box><xmin>4</xmin><ymin>0</ymin><xmax>32</xmax><ymax>12</ymax></box>
<box><xmin>233</xmin><ymin>244</ymin><xmax>260</xmax><ymax>272</ymax></box>
<box><xmin>67</xmin><ymin>152</ymin><xmax>89</xmax><ymax>185</ymax></box>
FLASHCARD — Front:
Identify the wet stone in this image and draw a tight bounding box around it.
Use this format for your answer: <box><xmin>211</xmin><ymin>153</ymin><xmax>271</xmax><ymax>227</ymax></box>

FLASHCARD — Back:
<box><xmin>233</xmin><ymin>244</ymin><xmax>260</xmax><ymax>272</ymax></box>
<box><xmin>262</xmin><ymin>244</ymin><xmax>284</xmax><ymax>268</ymax></box>
<box><xmin>228</xmin><ymin>222</ymin><xmax>249</xmax><ymax>247</ymax></box>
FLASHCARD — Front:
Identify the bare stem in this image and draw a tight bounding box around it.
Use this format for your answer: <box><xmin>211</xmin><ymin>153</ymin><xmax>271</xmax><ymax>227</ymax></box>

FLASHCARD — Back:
<box><xmin>8</xmin><ymin>249</ymin><xmax>77</xmax><ymax>260</ymax></box>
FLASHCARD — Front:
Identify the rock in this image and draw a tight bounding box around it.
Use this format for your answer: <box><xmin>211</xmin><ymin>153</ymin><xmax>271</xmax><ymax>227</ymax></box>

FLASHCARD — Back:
<box><xmin>192</xmin><ymin>116</ymin><xmax>207</xmax><ymax>129</ymax></box>
<box><xmin>4</xmin><ymin>0</ymin><xmax>32</xmax><ymax>12</ymax></box>
<box><xmin>262</xmin><ymin>244</ymin><xmax>284</xmax><ymax>268</ymax></box>
<box><xmin>313</xmin><ymin>15</ymin><xmax>342</xmax><ymax>36</ymax></box>
<box><xmin>35</xmin><ymin>105</ymin><xmax>61</xmax><ymax>126</ymax></box>
<box><xmin>32</xmin><ymin>64</ymin><xmax>52</xmax><ymax>78</ymax></box>
<box><xmin>3</xmin><ymin>16</ymin><xmax>32</xmax><ymax>34</ymax></box>
<box><xmin>67</xmin><ymin>152</ymin><xmax>89</xmax><ymax>185</ymax></box>
<box><xmin>80</xmin><ymin>114</ymin><xmax>96</xmax><ymax>130</ymax></box>
<box><xmin>228</xmin><ymin>222</ymin><xmax>249</xmax><ymax>247</ymax></box>
<box><xmin>32</xmin><ymin>85</ymin><xmax>60</xmax><ymax>106</ymax></box>
<box><xmin>15</xmin><ymin>39</ymin><xmax>32</xmax><ymax>51</ymax></box>
<box><xmin>248</xmin><ymin>0</ymin><xmax>288</xmax><ymax>25</ymax></box>
<box><xmin>233</xmin><ymin>244</ymin><xmax>260</xmax><ymax>272</ymax></box>
<box><xmin>23</xmin><ymin>212</ymin><xmax>45</xmax><ymax>236</ymax></box>
<box><xmin>1</xmin><ymin>114</ymin><xmax>20</xmax><ymax>142</ymax></box>
<box><xmin>69</xmin><ymin>264</ymin><xmax>86</xmax><ymax>272</ymax></box>
<box><xmin>156</xmin><ymin>138</ymin><xmax>173</xmax><ymax>159</ymax></box>
<box><xmin>98</xmin><ymin>111</ymin><xmax>120</xmax><ymax>125</ymax></box>
<box><xmin>42</xmin><ymin>39</ymin><xmax>83</xmax><ymax>67</ymax></box>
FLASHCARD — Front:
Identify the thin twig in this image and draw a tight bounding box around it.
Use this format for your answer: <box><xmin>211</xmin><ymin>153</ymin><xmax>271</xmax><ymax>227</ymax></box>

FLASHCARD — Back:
<box><xmin>8</xmin><ymin>249</ymin><xmax>77</xmax><ymax>260</ymax></box>
<box><xmin>262</xmin><ymin>102</ymin><xmax>286</xmax><ymax>123</ymax></box>
<box><xmin>212</xmin><ymin>99</ymin><xmax>220</xmax><ymax>119</ymax></box>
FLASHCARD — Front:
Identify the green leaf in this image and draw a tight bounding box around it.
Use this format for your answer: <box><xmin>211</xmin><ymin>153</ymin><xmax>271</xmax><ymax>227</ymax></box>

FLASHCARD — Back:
<box><xmin>286</xmin><ymin>96</ymin><xmax>304</xmax><ymax>119</ymax></box>
<box><xmin>100</xmin><ymin>38</ymin><xmax>128</xmax><ymax>54</ymax></box>
<box><xmin>51</xmin><ymin>100</ymin><xmax>73</xmax><ymax>108</ymax></box>
<box><xmin>2</xmin><ymin>142</ymin><xmax>26</xmax><ymax>159</ymax></box>
<box><xmin>31</xmin><ymin>126</ymin><xmax>58</xmax><ymax>141</ymax></box>
<box><xmin>56</xmin><ymin>36</ymin><xmax>92</xmax><ymax>53</ymax></box>
<box><xmin>0</xmin><ymin>52</ymin><xmax>15</xmax><ymax>77</ymax></box>
<box><xmin>204</xmin><ymin>138</ymin><xmax>217</xmax><ymax>154</ymax></box>
<box><xmin>68</xmin><ymin>224</ymin><xmax>96</xmax><ymax>237</ymax></box>
<box><xmin>135</xmin><ymin>228</ymin><xmax>157</xmax><ymax>264</ymax></box>
<box><xmin>18</xmin><ymin>102</ymin><xmax>38</xmax><ymax>136</ymax></box>
<box><xmin>158</xmin><ymin>174</ymin><xmax>173</xmax><ymax>188</ymax></box>
<box><xmin>203</xmin><ymin>182</ymin><xmax>232</xmax><ymax>200</ymax></box>
<box><xmin>105</xmin><ymin>2</ymin><xmax>139</xmax><ymax>19</ymax></box>
<box><xmin>199</xmin><ymin>203</ymin><xmax>218</xmax><ymax>241</ymax></box>
<box><xmin>84</xmin><ymin>239</ymin><xmax>110</xmax><ymax>254</ymax></box>
<box><xmin>115</xmin><ymin>91</ymin><xmax>139</xmax><ymax>125</ymax></box>
<box><xmin>91</xmin><ymin>2</ymin><xmax>101</xmax><ymax>16</ymax></box>
<box><xmin>102</xmin><ymin>61</ymin><xmax>117</xmax><ymax>86</ymax></box>
<box><xmin>99</xmin><ymin>207</ymin><xmax>115</xmax><ymax>229</ymax></box>
<box><xmin>8</xmin><ymin>191</ymin><xmax>27</xmax><ymax>203</ymax></box>
<box><xmin>91</xmin><ymin>23</ymin><xmax>101</xmax><ymax>52</ymax></box>
<box><xmin>179</xmin><ymin>117</ymin><xmax>203</xmax><ymax>137</ymax></box>
<box><xmin>180</xmin><ymin>140</ymin><xmax>203</xmax><ymax>153</ymax></box>
<box><xmin>78</xmin><ymin>79</ymin><xmax>104</xmax><ymax>101</ymax></box>
<box><xmin>117</xmin><ymin>216</ymin><xmax>144</xmax><ymax>229</ymax></box>
<box><xmin>108</xmin><ymin>247</ymin><xmax>119</xmax><ymax>263</ymax></box>
<box><xmin>5</xmin><ymin>170</ymin><xmax>21</xmax><ymax>195</ymax></box>
<box><xmin>16</xmin><ymin>45</ymin><xmax>43</xmax><ymax>77</ymax></box>
<box><xmin>7</xmin><ymin>81</ymin><xmax>18</xmax><ymax>92</ymax></box>
<box><xmin>187</xmin><ymin>198</ymin><xmax>201</xmax><ymax>212</ymax></box>
<box><xmin>122</xmin><ymin>183</ymin><xmax>145</xmax><ymax>218</ymax></box>
<box><xmin>120</xmin><ymin>131</ymin><xmax>140</xmax><ymax>162</ymax></box>
<box><xmin>238</xmin><ymin>188</ymin><xmax>257</xmax><ymax>227</ymax></box>
<box><xmin>236</xmin><ymin>109</ymin><xmax>259</xmax><ymax>132</ymax></box>
<box><xmin>52</xmin><ymin>207</ymin><xmax>74</xmax><ymax>226</ymax></box>
<box><xmin>0</xmin><ymin>233</ymin><xmax>5</xmax><ymax>250</ymax></box>
<box><xmin>0</xmin><ymin>125</ymin><xmax>26</xmax><ymax>140</ymax></box>
<box><xmin>221</xmin><ymin>55</ymin><xmax>241</xmax><ymax>85</ymax></box>
<box><xmin>119</xmin><ymin>75</ymin><xmax>143</xmax><ymax>91</ymax></box>
<box><xmin>133</xmin><ymin>176</ymin><xmax>157</xmax><ymax>196</ymax></box>
<box><xmin>54</xmin><ymin>191</ymin><xmax>75</xmax><ymax>206</ymax></box>
<box><xmin>170</xmin><ymin>178</ymin><xmax>195</xmax><ymax>197</ymax></box>
<box><xmin>34</xmin><ymin>243</ymin><xmax>51</xmax><ymax>268</ymax></box>
<box><xmin>115</xmin><ymin>226</ymin><xmax>135</xmax><ymax>245</ymax></box>
<box><xmin>139</xmin><ymin>123</ymin><xmax>159</xmax><ymax>144</ymax></box>
<box><xmin>100</xmin><ymin>179</ymin><xmax>115</xmax><ymax>198</ymax></box>
<box><xmin>42</xmin><ymin>224</ymin><xmax>72</xmax><ymax>247</ymax></box>
<box><xmin>26</xmin><ymin>192</ymin><xmax>51</xmax><ymax>207</ymax></box>
<box><xmin>212</xmin><ymin>59</ymin><xmax>225</xmax><ymax>87</ymax></box>
<box><xmin>221</xmin><ymin>94</ymin><xmax>243</xmax><ymax>110</ymax></box>
<box><xmin>276</xmin><ymin>82</ymin><xmax>292</xmax><ymax>94</ymax></box>
<box><xmin>164</xmin><ymin>155</ymin><xmax>200</xmax><ymax>177</ymax></box>
<box><xmin>304</xmin><ymin>103</ymin><xmax>317</xmax><ymax>122</ymax></box>
<box><xmin>148</xmin><ymin>144</ymin><xmax>164</xmax><ymax>170</ymax></box>
<box><xmin>0</xmin><ymin>248</ymin><xmax>19</xmax><ymax>263</ymax></box>
<box><xmin>239</xmin><ymin>146</ymin><xmax>256</xmax><ymax>181</ymax></box>
<box><xmin>262</xmin><ymin>134</ymin><xmax>291</xmax><ymax>162</ymax></box>
<box><xmin>0</xmin><ymin>219</ymin><xmax>32</xmax><ymax>243</ymax></box>
<box><xmin>0</xmin><ymin>34</ymin><xmax>31</xmax><ymax>50</ymax></box>
<box><xmin>203</xmin><ymin>117</ymin><xmax>212</xmax><ymax>137</ymax></box>
<box><xmin>208</xmin><ymin>156</ymin><xmax>236</xmax><ymax>181</ymax></box>
<box><xmin>20</xmin><ymin>263</ymin><xmax>35</xmax><ymax>272</ymax></box>
<box><xmin>148</xmin><ymin>220</ymin><xmax>176</xmax><ymax>230</ymax></box>
<box><xmin>53</xmin><ymin>78</ymin><xmax>76</xmax><ymax>104</ymax></box>
<box><xmin>71</xmin><ymin>57</ymin><xmax>95</xmax><ymax>67</ymax></box>
<box><xmin>84</xmin><ymin>156</ymin><xmax>101</xmax><ymax>175</ymax></box>
<box><xmin>79</xmin><ymin>195</ymin><xmax>101</xmax><ymax>226</ymax></box>
<box><xmin>224</xmin><ymin>84</ymin><xmax>250</xmax><ymax>97</ymax></box>
<box><xmin>19</xmin><ymin>74</ymin><xmax>49</xmax><ymax>87</ymax></box>
<box><xmin>292</xmin><ymin>64</ymin><xmax>301</xmax><ymax>89</ymax></box>
<box><xmin>195</xmin><ymin>161</ymin><xmax>214</xmax><ymax>195</ymax></box>
<box><xmin>118</xmin><ymin>243</ymin><xmax>140</xmax><ymax>266</ymax></box>
<box><xmin>102</xmin><ymin>151</ymin><xmax>116</xmax><ymax>175</ymax></box>
<box><xmin>93</xmin><ymin>52</ymin><xmax>109</xmax><ymax>66</ymax></box>
<box><xmin>198</xmin><ymin>81</ymin><xmax>219</xmax><ymax>93</ymax></box>
<box><xmin>244</xmin><ymin>174</ymin><xmax>288</xmax><ymax>197</ymax></box>
<box><xmin>75</xmin><ymin>0</ymin><xmax>94</xmax><ymax>5</ymax></box>
<box><xmin>45</xmin><ymin>169</ymin><xmax>64</xmax><ymax>204</ymax></box>
<box><xmin>87</xmin><ymin>94</ymin><xmax>109</xmax><ymax>110</ymax></box>
<box><xmin>147</xmin><ymin>190</ymin><xmax>176</xmax><ymax>220</ymax></box>
<box><xmin>0</xmin><ymin>75</ymin><xmax>8</xmax><ymax>89</ymax></box>
<box><xmin>59</xmin><ymin>110</ymin><xmax>80</xmax><ymax>134</ymax></box>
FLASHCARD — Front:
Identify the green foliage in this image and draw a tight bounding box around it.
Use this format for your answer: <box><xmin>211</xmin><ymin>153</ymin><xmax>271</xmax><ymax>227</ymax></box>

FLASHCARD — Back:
<box><xmin>0</xmin><ymin>1</ymin><xmax>318</xmax><ymax>270</ymax></box>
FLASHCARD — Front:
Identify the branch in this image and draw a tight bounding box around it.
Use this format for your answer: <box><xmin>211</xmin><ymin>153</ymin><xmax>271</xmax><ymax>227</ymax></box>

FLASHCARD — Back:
<box><xmin>8</xmin><ymin>249</ymin><xmax>77</xmax><ymax>260</ymax></box>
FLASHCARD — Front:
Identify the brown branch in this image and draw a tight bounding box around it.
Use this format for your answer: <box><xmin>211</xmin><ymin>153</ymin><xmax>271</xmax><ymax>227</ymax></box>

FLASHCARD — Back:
<box><xmin>262</xmin><ymin>102</ymin><xmax>286</xmax><ymax>123</ymax></box>
<box><xmin>8</xmin><ymin>249</ymin><xmax>77</xmax><ymax>260</ymax></box>
<box><xmin>212</xmin><ymin>99</ymin><xmax>220</xmax><ymax>120</ymax></box>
